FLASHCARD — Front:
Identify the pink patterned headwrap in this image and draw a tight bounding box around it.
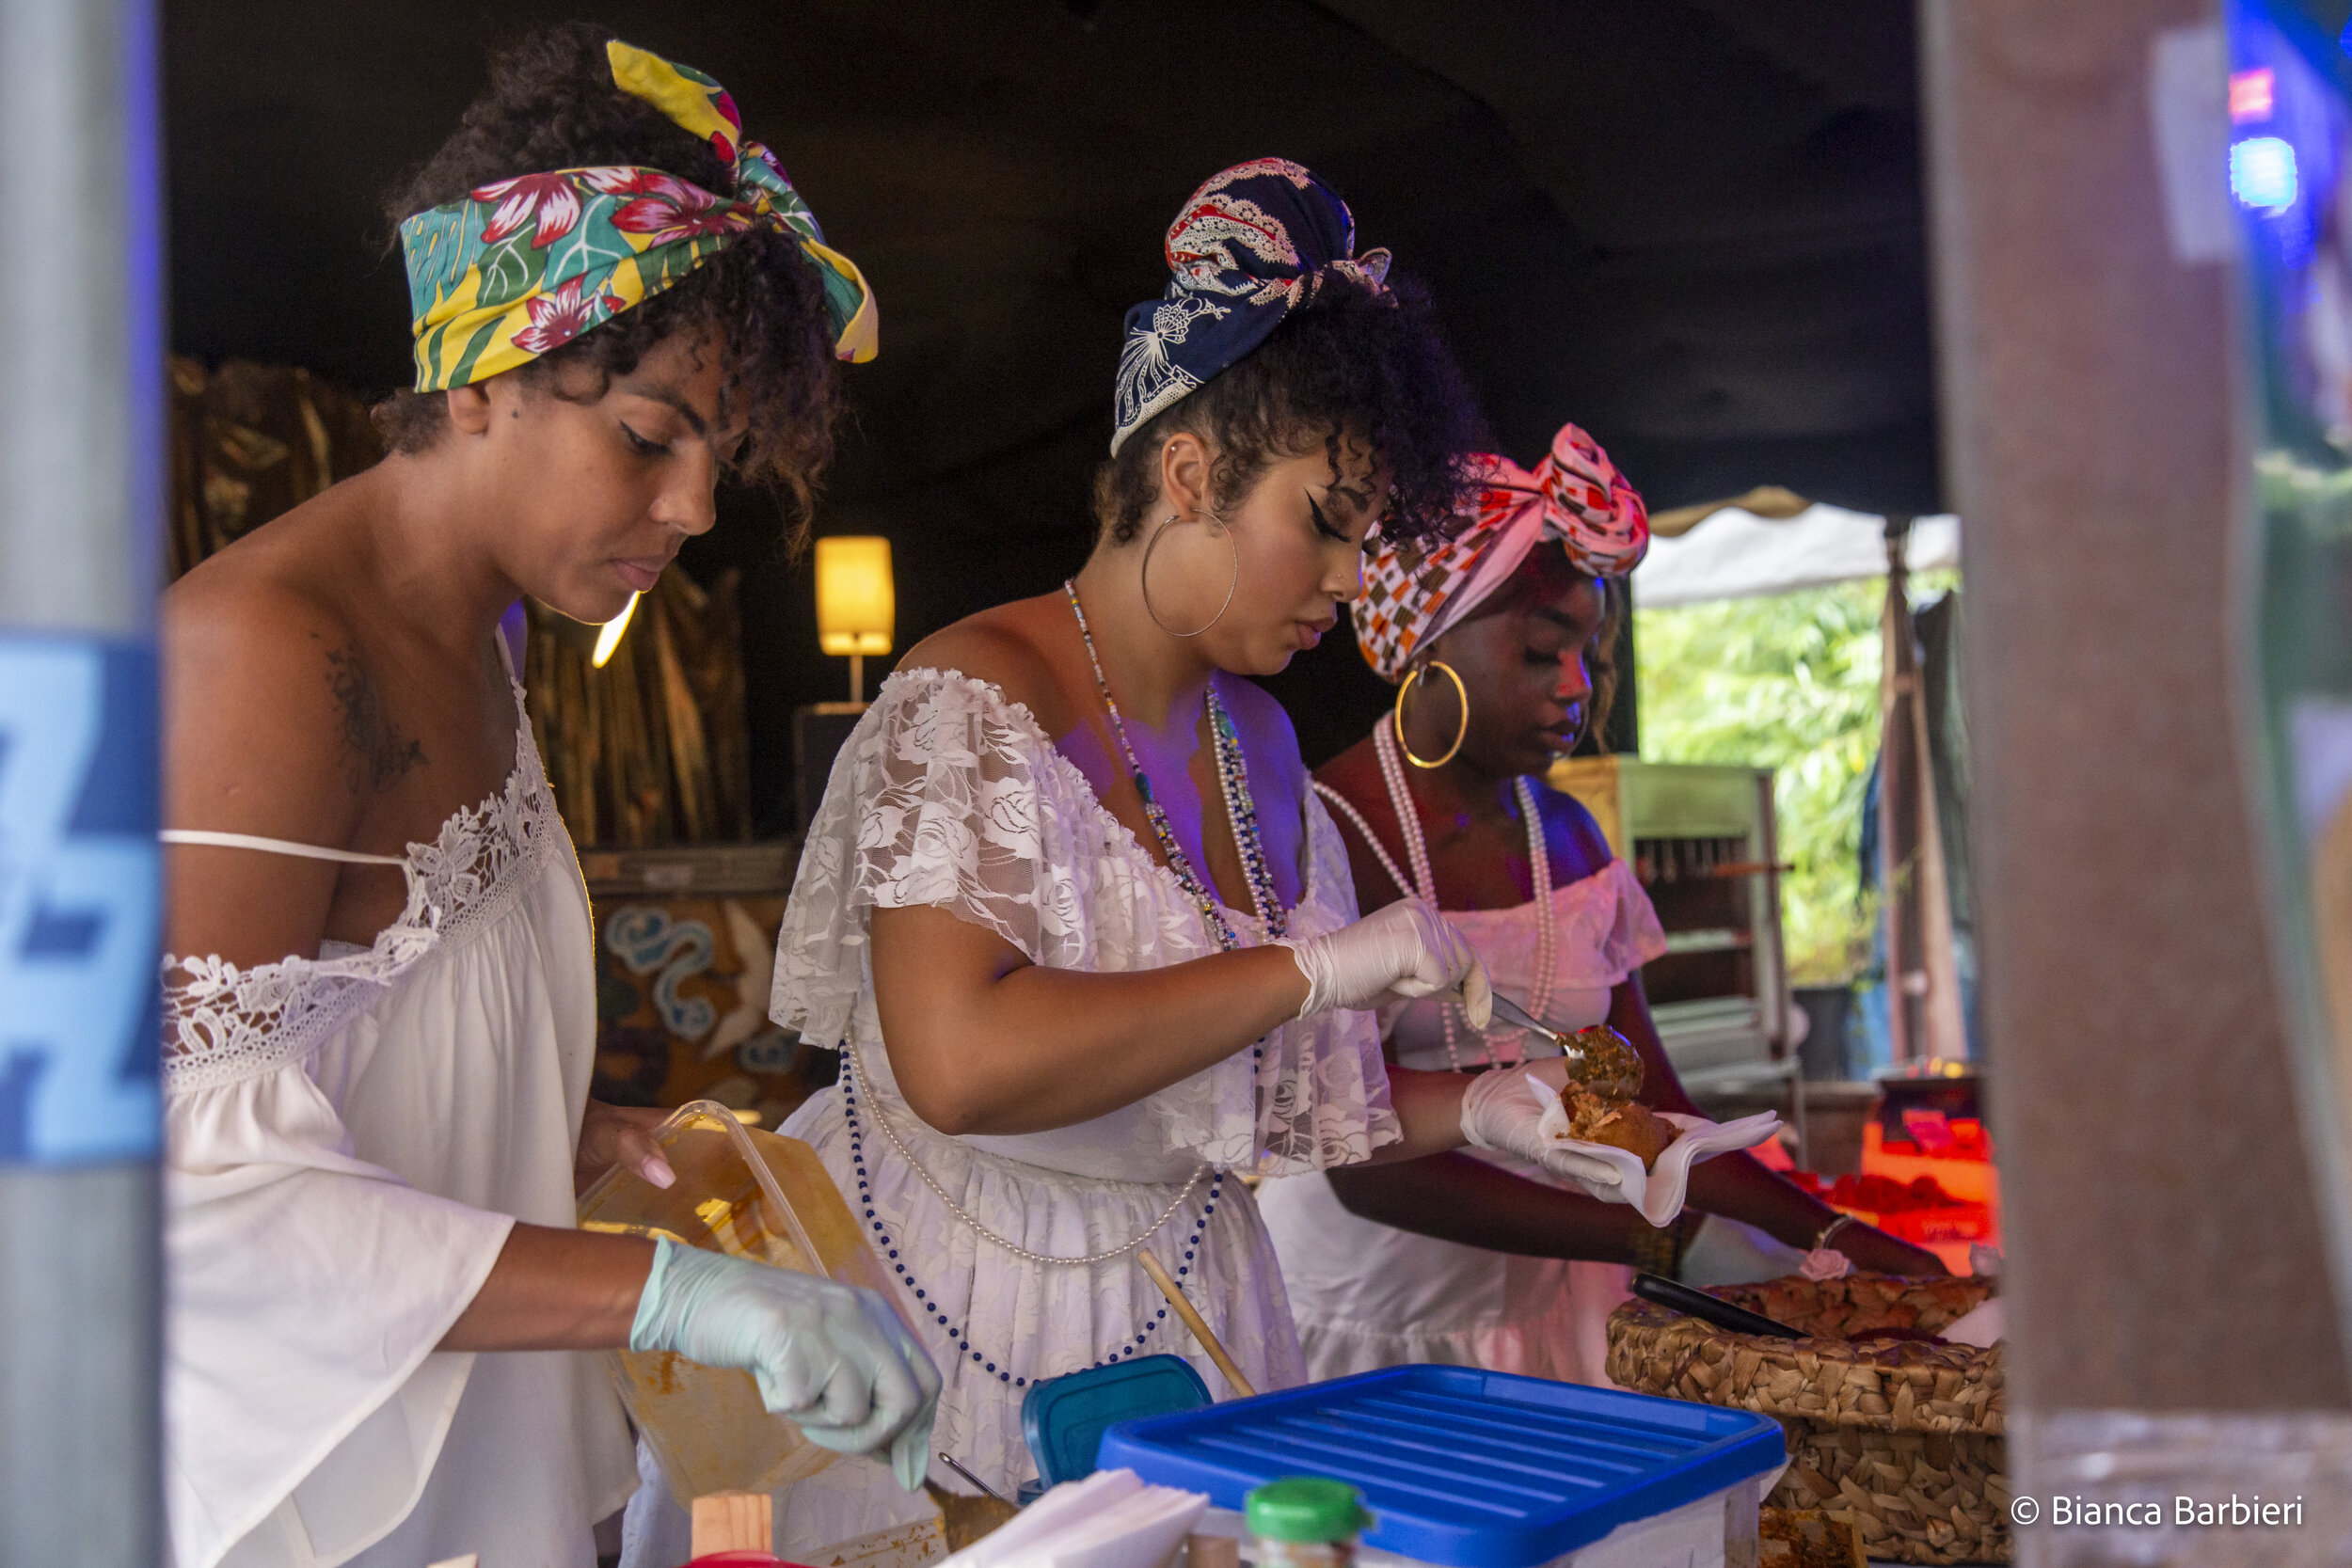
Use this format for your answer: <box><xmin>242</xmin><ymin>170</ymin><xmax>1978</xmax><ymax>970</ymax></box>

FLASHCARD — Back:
<box><xmin>1353</xmin><ymin>421</ymin><xmax>1648</xmax><ymax>683</ymax></box>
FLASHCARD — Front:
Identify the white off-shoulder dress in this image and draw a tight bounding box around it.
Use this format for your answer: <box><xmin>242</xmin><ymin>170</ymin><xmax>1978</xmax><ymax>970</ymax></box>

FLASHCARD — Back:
<box><xmin>623</xmin><ymin>668</ymin><xmax>1400</xmax><ymax>1561</ymax></box>
<box><xmin>1257</xmin><ymin>860</ymin><xmax>1669</xmax><ymax>1386</ymax></box>
<box><xmin>161</xmin><ymin>687</ymin><xmax>635</xmax><ymax>1568</ymax></box>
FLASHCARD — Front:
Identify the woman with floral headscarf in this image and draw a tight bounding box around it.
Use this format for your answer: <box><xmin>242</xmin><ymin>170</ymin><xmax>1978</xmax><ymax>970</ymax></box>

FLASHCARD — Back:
<box><xmin>159</xmin><ymin>29</ymin><xmax>937</xmax><ymax>1568</ymax></box>
<box><xmin>1258</xmin><ymin>423</ymin><xmax>1948</xmax><ymax>1387</ymax></box>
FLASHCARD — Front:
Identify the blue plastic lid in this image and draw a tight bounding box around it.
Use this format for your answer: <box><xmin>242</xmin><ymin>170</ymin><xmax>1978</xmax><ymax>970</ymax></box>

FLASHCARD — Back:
<box><xmin>1095</xmin><ymin>1365</ymin><xmax>1786</xmax><ymax>1568</ymax></box>
<box><xmin>1021</xmin><ymin>1354</ymin><xmax>1213</xmax><ymax>1487</ymax></box>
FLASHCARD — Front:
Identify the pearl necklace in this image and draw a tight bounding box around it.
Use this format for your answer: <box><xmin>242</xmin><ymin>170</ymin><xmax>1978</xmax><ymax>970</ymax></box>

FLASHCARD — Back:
<box><xmin>1065</xmin><ymin>581</ymin><xmax>1288</xmax><ymax>946</ymax></box>
<box><xmin>1313</xmin><ymin>721</ymin><xmax>1557</xmax><ymax>1070</ymax></box>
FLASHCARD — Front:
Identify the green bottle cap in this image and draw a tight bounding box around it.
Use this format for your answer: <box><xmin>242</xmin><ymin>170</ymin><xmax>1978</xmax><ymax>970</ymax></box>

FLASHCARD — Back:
<box><xmin>1245</xmin><ymin>1477</ymin><xmax>1372</xmax><ymax>1544</ymax></box>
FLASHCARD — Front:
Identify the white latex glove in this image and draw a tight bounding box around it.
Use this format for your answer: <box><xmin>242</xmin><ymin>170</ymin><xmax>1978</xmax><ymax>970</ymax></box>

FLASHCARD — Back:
<box><xmin>630</xmin><ymin>1237</ymin><xmax>943</xmax><ymax>1491</ymax></box>
<box><xmin>1462</xmin><ymin>1066</ymin><xmax>1783</xmax><ymax>1222</ymax></box>
<box><xmin>1458</xmin><ymin>1056</ymin><xmax>1624</xmax><ymax>1194</ymax></box>
<box><xmin>1275</xmin><ymin>897</ymin><xmax>1492</xmax><ymax>1023</ymax></box>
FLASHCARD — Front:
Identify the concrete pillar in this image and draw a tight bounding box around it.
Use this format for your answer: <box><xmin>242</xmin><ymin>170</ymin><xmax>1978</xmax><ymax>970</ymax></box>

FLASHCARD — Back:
<box><xmin>0</xmin><ymin>0</ymin><xmax>165</xmax><ymax>1560</ymax></box>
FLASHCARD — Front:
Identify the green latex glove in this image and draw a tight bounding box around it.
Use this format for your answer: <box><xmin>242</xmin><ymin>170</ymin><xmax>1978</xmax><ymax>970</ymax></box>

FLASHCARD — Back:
<box><xmin>631</xmin><ymin>1237</ymin><xmax>942</xmax><ymax>1491</ymax></box>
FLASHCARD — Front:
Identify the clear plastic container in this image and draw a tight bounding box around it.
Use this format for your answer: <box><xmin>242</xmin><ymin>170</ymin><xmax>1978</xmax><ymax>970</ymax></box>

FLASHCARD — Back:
<box><xmin>578</xmin><ymin>1098</ymin><xmax>898</xmax><ymax>1504</ymax></box>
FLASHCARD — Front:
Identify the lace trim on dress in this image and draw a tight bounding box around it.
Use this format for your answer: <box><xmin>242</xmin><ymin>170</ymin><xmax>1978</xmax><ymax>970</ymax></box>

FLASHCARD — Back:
<box><xmin>1440</xmin><ymin>859</ymin><xmax>1669</xmax><ymax>993</ymax></box>
<box><xmin>160</xmin><ymin>686</ymin><xmax>564</xmax><ymax>1097</ymax></box>
<box><xmin>772</xmin><ymin>666</ymin><xmax>1400</xmax><ymax>1176</ymax></box>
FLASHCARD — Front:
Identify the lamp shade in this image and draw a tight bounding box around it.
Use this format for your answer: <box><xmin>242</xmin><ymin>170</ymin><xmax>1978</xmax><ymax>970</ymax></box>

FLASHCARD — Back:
<box><xmin>815</xmin><ymin>535</ymin><xmax>895</xmax><ymax>657</ymax></box>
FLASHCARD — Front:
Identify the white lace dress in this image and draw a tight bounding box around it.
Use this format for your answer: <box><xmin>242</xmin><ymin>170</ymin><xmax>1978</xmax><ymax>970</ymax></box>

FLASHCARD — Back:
<box><xmin>1257</xmin><ymin>860</ymin><xmax>1668</xmax><ymax>1386</ymax></box>
<box><xmin>622</xmin><ymin>668</ymin><xmax>1399</xmax><ymax>1562</ymax></box>
<box><xmin>161</xmin><ymin>688</ymin><xmax>636</xmax><ymax>1568</ymax></box>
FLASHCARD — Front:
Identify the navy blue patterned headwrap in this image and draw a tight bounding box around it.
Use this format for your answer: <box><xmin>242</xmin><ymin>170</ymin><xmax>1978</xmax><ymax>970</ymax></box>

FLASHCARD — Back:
<box><xmin>1111</xmin><ymin>158</ymin><xmax>1392</xmax><ymax>455</ymax></box>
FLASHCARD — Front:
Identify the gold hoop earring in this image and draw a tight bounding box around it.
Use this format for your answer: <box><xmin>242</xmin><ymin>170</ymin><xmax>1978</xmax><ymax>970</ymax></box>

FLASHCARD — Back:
<box><xmin>1393</xmin><ymin>659</ymin><xmax>1469</xmax><ymax>768</ymax></box>
<box><xmin>1139</xmin><ymin>511</ymin><xmax>1239</xmax><ymax>638</ymax></box>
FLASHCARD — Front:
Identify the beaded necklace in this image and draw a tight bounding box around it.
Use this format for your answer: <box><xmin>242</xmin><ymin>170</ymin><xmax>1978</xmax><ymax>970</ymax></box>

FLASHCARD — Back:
<box><xmin>1312</xmin><ymin>720</ymin><xmax>1557</xmax><ymax>1070</ymax></box>
<box><xmin>836</xmin><ymin>589</ymin><xmax>1286</xmax><ymax>1381</ymax></box>
<box><xmin>1064</xmin><ymin>581</ymin><xmax>1289</xmax><ymax>947</ymax></box>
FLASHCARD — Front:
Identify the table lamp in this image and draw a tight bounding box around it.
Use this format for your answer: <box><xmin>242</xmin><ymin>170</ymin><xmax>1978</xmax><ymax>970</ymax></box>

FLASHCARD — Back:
<box><xmin>816</xmin><ymin>535</ymin><xmax>893</xmax><ymax>703</ymax></box>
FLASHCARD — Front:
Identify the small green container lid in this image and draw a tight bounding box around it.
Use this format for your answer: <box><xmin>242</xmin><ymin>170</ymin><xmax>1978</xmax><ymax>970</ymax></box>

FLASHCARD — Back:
<box><xmin>1245</xmin><ymin>1477</ymin><xmax>1372</xmax><ymax>1544</ymax></box>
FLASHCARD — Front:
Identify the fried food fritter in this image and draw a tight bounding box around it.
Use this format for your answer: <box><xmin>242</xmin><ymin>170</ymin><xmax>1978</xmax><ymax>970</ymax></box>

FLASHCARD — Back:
<box><xmin>1561</xmin><ymin>1024</ymin><xmax>1644</xmax><ymax>1102</ymax></box>
<box><xmin>1564</xmin><ymin>1086</ymin><xmax>1677</xmax><ymax>1169</ymax></box>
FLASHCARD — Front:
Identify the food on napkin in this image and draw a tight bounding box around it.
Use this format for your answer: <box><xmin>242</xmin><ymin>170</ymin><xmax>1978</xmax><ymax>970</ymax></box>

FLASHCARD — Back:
<box><xmin>1524</xmin><ymin>1071</ymin><xmax>1781</xmax><ymax>1226</ymax></box>
<box><xmin>1561</xmin><ymin>1085</ymin><xmax>1678</xmax><ymax>1170</ymax></box>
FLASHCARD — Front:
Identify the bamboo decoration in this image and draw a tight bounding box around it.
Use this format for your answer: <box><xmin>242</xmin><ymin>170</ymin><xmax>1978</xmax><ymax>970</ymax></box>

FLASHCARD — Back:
<box><xmin>523</xmin><ymin>565</ymin><xmax>755</xmax><ymax>848</ymax></box>
<box><xmin>165</xmin><ymin>356</ymin><xmax>384</xmax><ymax>582</ymax></box>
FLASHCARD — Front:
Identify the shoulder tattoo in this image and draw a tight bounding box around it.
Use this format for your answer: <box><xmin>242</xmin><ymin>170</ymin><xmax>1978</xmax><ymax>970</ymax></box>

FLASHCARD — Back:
<box><xmin>325</xmin><ymin>647</ymin><xmax>426</xmax><ymax>793</ymax></box>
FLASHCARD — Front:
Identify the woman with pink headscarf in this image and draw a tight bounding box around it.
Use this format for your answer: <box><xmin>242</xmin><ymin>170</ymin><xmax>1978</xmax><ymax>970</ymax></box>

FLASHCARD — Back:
<box><xmin>1258</xmin><ymin>423</ymin><xmax>1947</xmax><ymax>1386</ymax></box>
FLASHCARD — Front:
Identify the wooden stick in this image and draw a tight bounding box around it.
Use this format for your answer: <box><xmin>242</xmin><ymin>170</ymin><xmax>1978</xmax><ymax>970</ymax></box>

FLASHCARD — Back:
<box><xmin>1137</xmin><ymin>1249</ymin><xmax>1256</xmax><ymax>1399</ymax></box>
<box><xmin>692</xmin><ymin>1491</ymin><xmax>771</xmax><ymax>1557</ymax></box>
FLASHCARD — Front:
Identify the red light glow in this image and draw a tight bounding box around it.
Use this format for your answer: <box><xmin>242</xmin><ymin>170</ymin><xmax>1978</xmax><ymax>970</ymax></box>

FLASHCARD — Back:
<box><xmin>2231</xmin><ymin>68</ymin><xmax>2276</xmax><ymax>123</ymax></box>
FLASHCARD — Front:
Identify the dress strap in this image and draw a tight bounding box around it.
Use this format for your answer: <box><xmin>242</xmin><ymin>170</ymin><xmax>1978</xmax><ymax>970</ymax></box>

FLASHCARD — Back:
<box><xmin>160</xmin><ymin>829</ymin><xmax>411</xmax><ymax>867</ymax></box>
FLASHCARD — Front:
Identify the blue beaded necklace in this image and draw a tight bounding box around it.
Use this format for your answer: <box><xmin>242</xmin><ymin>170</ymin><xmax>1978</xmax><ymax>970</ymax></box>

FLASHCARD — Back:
<box><xmin>1064</xmin><ymin>580</ymin><xmax>1290</xmax><ymax>948</ymax></box>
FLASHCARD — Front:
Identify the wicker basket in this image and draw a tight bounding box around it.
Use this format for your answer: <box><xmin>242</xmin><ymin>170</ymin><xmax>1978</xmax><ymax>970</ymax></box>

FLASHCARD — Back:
<box><xmin>1607</xmin><ymin>1274</ymin><xmax>2007</xmax><ymax>1566</ymax></box>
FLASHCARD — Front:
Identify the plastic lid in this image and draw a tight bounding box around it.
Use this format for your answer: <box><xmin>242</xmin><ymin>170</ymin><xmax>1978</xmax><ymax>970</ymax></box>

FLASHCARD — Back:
<box><xmin>1247</xmin><ymin>1478</ymin><xmax>1371</xmax><ymax>1544</ymax></box>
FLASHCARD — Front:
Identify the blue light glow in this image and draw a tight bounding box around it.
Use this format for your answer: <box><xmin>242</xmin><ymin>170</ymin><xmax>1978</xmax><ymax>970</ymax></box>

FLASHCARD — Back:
<box><xmin>2233</xmin><ymin>135</ymin><xmax>2300</xmax><ymax>210</ymax></box>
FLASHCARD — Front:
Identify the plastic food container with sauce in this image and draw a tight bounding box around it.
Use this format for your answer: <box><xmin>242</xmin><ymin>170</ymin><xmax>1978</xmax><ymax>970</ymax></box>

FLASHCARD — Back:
<box><xmin>577</xmin><ymin>1099</ymin><xmax>899</xmax><ymax>1504</ymax></box>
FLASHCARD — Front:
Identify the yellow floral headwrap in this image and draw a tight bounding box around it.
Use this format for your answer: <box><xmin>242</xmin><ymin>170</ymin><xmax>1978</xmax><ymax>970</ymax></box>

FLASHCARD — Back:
<box><xmin>398</xmin><ymin>40</ymin><xmax>876</xmax><ymax>392</ymax></box>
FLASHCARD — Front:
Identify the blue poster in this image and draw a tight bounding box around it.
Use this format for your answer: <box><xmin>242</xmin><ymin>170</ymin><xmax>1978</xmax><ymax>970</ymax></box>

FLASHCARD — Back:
<box><xmin>0</xmin><ymin>634</ymin><xmax>160</xmax><ymax>1164</ymax></box>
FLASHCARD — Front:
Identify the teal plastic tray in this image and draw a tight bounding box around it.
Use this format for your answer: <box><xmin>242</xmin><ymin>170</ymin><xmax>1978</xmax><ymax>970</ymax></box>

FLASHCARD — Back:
<box><xmin>1021</xmin><ymin>1354</ymin><xmax>1212</xmax><ymax>1487</ymax></box>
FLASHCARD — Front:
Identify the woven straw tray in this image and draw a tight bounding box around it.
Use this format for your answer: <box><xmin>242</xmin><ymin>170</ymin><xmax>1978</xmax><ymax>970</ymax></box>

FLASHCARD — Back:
<box><xmin>1607</xmin><ymin>1274</ymin><xmax>2006</xmax><ymax>1566</ymax></box>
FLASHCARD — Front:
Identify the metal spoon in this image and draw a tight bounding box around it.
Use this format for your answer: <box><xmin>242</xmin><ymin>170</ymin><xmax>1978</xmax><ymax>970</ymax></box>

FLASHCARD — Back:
<box><xmin>937</xmin><ymin>1453</ymin><xmax>1011</xmax><ymax>1505</ymax></box>
<box><xmin>1486</xmin><ymin>992</ymin><xmax>1583</xmax><ymax>1056</ymax></box>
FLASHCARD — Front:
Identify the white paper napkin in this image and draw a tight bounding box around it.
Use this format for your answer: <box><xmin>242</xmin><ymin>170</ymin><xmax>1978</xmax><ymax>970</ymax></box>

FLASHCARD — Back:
<box><xmin>1527</xmin><ymin>1080</ymin><xmax>1783</xmax><ymax>1227</ymax></box>
<box><xmin>1941</xmin><ymin>1297</ymin><xmax>2006</xmax><ymax>1347</ymax></box>
<box><xmin>939</xmin><ymin>1467</ymin><xmax>1209</xmax><ymax>1568</ymax></box>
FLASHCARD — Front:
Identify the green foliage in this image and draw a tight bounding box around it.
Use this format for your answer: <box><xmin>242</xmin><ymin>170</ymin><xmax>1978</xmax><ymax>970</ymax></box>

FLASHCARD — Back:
<box><xmin>1633</xmin><ymin>575</ymin><xmax>1954</xmax><ymax>984</ymax></box>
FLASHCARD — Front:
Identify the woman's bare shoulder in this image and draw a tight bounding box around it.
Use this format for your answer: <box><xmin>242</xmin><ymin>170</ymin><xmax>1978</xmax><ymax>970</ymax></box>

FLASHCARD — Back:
<box><xmin>1216</xmin><ymin>675</ymin><xmax>1307</xmax><ymax>794</ymax></box>
<box><xmin>163</xmin><ymin>528</ymin><xmax>382</xmax><ymax>838</ymax></box>
<box><xmin>1534</xmin><ymin>773</ymin><xmax>1617</xmax><ymax>878</ymax></box>
<box><xmin>894</xmin><ymin>594</ymin><xmax>1080</xmax><ymax>736</ymax></box>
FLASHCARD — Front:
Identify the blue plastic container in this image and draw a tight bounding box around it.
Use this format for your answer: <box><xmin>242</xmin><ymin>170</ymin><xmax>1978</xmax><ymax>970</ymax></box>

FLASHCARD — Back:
<box><xmin>1021</xmin><ymin>1354</ymin><xmax>1213</xmax><ymax>1487</ymax></box>
<box><xmin>1095</xmin><ymin>1366</ymin><xmax>1785</xmax><ymax>1568</ymax></box>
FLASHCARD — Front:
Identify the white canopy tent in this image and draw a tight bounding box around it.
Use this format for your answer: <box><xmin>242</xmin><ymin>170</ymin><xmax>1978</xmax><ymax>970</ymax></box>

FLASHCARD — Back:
<box><xmin>1632</xmin><ymin>503</ymin><xmax>1962</xmax><ymax>608</ymax></box>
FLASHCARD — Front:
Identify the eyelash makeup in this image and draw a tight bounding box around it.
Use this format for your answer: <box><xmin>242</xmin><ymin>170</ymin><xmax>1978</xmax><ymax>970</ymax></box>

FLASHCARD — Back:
<box><xmin>1307</xmin><ymin>493</ymin><xmax>1350</xmax><ymax>544</ymax></box>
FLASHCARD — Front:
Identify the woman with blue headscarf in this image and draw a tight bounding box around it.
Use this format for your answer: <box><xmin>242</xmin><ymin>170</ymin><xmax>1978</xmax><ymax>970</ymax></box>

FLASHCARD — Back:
<box><xmin>623</xmin><ymin>158</ymin><xmax>1650</xmax><ymax>1554</ymax></box>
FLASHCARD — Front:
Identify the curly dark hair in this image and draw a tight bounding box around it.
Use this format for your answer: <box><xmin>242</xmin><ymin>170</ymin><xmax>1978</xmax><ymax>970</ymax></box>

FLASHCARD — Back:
<box><xmin>373</xmin><ymin>23</ymin><xmax>841</xmax><ymax>534</ymax></box>
<box><xmin>1588</xmin><ymin>575</ymin><xmax>1629</xmax><ymax>752</ymax></box>
<box><xmin>1093</xmin><ymin>270</ymin><xmax>1486</xmax><ymax>548</ymax></box>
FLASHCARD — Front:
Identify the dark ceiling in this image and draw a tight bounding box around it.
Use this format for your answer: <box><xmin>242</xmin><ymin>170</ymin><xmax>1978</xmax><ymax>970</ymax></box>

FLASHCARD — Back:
<box><xmin>165</xmin><ymin>0</ymin><xmax>1934</xmax><ymax>825</ymax></box>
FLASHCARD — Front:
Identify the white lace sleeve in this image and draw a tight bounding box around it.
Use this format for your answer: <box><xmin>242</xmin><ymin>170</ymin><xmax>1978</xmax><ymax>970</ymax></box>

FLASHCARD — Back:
<box><xmin>1583</xmin><ymin>857</ymin><xmax>1671</xmax><ymax>986</ymax></box>
<box><xmin>771</xmin><ymin>670</ymin><xmax>1091</xmax><ymax>1047</ymax></box>
<box><xmin>1171</xmin><ymin>788</ymin><xmax>1400</xmax><ymax>1175</ymax></box>
<box><xmin>771</xmin><ymin>668</ymin><xmax>1401</xmax><ymax>1176</ymax></box>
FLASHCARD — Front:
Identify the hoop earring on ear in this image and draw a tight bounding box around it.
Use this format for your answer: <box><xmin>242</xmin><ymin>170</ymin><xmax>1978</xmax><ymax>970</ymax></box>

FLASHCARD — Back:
<box><xmin>1139</xmin><ymin>511</ymin><xmax>1240</xmax><ymax>638</ymax></box>
<box><xmin>1393</xmin><ymin>659</ymin><xmax>1470</xmax><ymax>769</ymax></box>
